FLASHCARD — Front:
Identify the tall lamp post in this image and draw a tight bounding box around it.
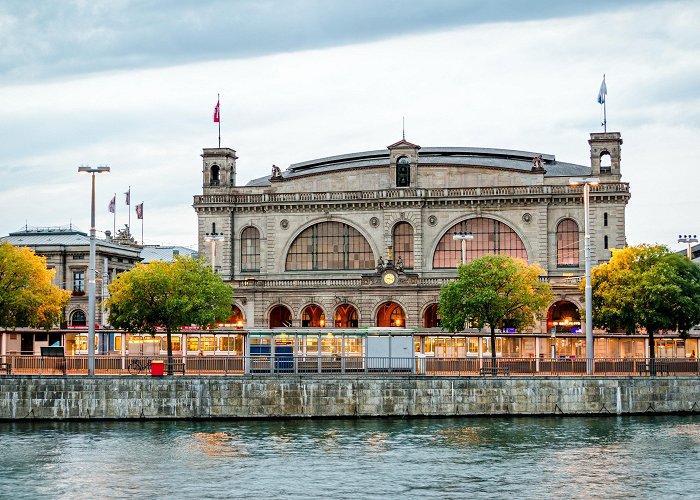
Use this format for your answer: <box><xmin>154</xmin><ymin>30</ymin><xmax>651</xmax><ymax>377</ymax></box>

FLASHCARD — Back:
<box><xmin>204</xmin><ymin>232</ymin><xmax>225</xmax><ymax>272</ymax></box>
<box><xmin>78</xmin><ymin>164</ymin><xmax>110</xmax><ymax>376</ymax></box>
<box><xmin>678</xmin><ymin>234</ymin><xmax>698</xmax><ymax>260</ymax></box>
<box><xmin>452</xmin><ymin>231</ymin><xmax>474</xmax><ymax>265</ymax></box>
<box><xmin>569</xmin><ymin>177</ymin><xmax>599</xmax><ymax>374</ymax></box>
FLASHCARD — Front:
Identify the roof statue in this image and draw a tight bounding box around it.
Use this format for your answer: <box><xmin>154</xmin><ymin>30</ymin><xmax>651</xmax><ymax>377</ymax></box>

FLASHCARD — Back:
<box><xmin>532</xmin><ymin>154</ymin><xmax>546</xmax><ymax>172</ymax></box>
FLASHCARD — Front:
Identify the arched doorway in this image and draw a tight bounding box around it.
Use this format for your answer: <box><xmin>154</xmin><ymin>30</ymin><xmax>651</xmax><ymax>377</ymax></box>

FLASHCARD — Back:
<box><xmin>334</xmin><ymin>304</ymin><xmax>358</xmax><ymax>327</ymax></box>
<box><xmin>221</xmin><ymin>305</ymin><xmax>244</xmax><ymax>329</ymax></box>
<box><xmin>269</xmin><ymin>305</ymin><xmax>292</xmax><ymax>328</ymax></box>
<box><xmin>547</xmin><ymin>300</ymin><xmax>581</xmax><ymax>333</ymax></box>
<box><xmin>423</xmin><ymin>304</ymin><xmax>440</xmax><ymax>328</ymax></box>
<box><xmin>376</xmin><ymin>302</ymin><xmax>405</xmax><ymax>327</ymax></box>
<box><xmin>301</xmin><ymin>304</ymin><xmax>325</xmax><ymax>327</ymax></box>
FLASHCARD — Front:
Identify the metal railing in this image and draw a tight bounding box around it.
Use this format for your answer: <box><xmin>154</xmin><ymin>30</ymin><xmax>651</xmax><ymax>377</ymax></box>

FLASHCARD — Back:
<box><xmin>1</xmin><ymin>355</ymin><xmax>698</xmax><ymax>377</ymax></box>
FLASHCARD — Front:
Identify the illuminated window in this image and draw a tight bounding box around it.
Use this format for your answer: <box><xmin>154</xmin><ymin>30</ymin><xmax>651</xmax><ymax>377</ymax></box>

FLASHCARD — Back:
<box><xmin>186</xmin><ymin>336</ymin><xmax>199</xmax><ymax>351</ymax></box>
<box><xmin>241</xmin><ymin>226</ymin><xmax>260</xmax><ymax>272</ymax></box>
<box><xmin>423</xmin><ymin>304</ymin><xmax>440</xmax><ymax>328</ymax></box>
<box><xmin>433</xmin><ymin>218</ymin><xmax>527</xmax><ymax>268</ymax></box>
<box><xmin>557</xmin><ymin>218</ymin><xmax>579</xmax><ymax>267</ymax></box>
<box><xmin>286</xmin><ymin>222</ymin><xmax>374</xmax><ymax>271</ymax></box>
<box><xmin>334</xmin><ymin>304</ymin><xmax>358</xmax><ymax>327</ymax></box>
<box><xmin>301</xmin><ymin>305</ymin><xmax>325</xmax><ymax>327</ymax></box>
<box><xmin>376</xmin><ymin>302</ymin><xmax>405</xmax><ymax>327</ymax></box>
<box><xmin>392</xmin><ymin>222</ymin><xmax>414</xmax><ymax>269</ymax></box>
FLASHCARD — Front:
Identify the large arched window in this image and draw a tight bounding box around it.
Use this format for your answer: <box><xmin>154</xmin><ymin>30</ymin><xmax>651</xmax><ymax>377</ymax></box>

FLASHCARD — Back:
<box><xmin>240</xmin><ymin>226</ymin><xmax>260</xmax><ymax>272</ymax></box>
<box><xmin>301</xmin><ymin>305</ymin><xmax>325</xmax><ymax>327</ymax></box>
<box><xmin>392</xmin><ymin>222</ymin><xmax>414</xmax><ymax>269</ymax></box>
<box><xmin>557</xmin><ymin>218</ymin><xmax>579</xmax><ymax>267</ymax></box>
<box><xmin>269</xmin><ymin>305</ymin><xmax>292</xmax><ymax>328</ymax></box>
<box><xmin>71</xmin><ymin>310</ymin><xmax>87</xmax><ymax>327</ymax></box>
<box><xmin>433</xmin><ymin>217</ymin><xmax>527</xmax><ymax>268</ymax></box>
<box><xmin>335</xmin><ymin>304</ymin><xmax>358</xmax><ymax>327</ymax></box>
<box><xmin>286</xmin><ymin>222</ymin><xmax>374</xmax><ymax>271</ymax></box>
<box><xmin>376</xmin><ymin>302</ymin><xmax>405</xmax><ymax>327</ymax></box>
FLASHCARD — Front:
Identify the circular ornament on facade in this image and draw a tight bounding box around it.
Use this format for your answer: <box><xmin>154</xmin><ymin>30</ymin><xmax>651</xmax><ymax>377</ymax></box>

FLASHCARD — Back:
<box><xmin>522</xmin><ymin>213</ymin><xmax>532</xmax><ymax>223</ymax></box>
<box><xmin>280</xmin><ymin>219</ymin><xmax>289</xmax><ymax>229</ymax></box>
<box><xmin>370</xmin><ymin>217</ymin><xmax>379</xmax><ymax>227</ymax></box>
<box><xmin>428</xmin><ymin>215</ymin><xmax>437</xmax><ymax>226</ymax></box>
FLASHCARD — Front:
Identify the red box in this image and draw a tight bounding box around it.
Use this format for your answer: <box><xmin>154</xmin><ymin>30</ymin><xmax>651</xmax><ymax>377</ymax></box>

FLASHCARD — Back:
<box><xmin>150</xmin><ymin>360</ymin><xmax>164</xmax><ymax>376</ymax></box>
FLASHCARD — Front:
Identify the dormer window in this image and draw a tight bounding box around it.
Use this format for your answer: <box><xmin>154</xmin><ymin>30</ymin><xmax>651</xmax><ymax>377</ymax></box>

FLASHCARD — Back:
<box><xmin>396</xmin><ymin>156</ymin><xmax>410</xmax><ymax>187</ymax></box>
<box><xmin>210</xmin><ymin>165</ymin><xmax>220</xmax><ymax>186</ymax></box>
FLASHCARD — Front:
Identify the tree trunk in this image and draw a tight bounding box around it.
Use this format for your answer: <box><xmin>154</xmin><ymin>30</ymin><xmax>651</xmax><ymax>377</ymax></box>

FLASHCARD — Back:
<box><xmin>490</xmin><ymin>325</ymin><xmax>497</xmax><ymax>375</ymax></box>
<box><xmin>166</xmin><ymin>330</ymin><xmax>174</xmax><ymax>376</ymax></box>
<box><xmin>648</xmin><ymin>329</ymin><xmax>656</xmax><ymax>376</ymax></box>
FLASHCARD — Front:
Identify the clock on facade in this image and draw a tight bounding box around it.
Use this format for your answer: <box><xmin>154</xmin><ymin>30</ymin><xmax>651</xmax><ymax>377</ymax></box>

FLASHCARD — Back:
<box><xmin>383</xmin><ymin>272</ymin><xmax>396</xmax><ymax>285</ymax></box>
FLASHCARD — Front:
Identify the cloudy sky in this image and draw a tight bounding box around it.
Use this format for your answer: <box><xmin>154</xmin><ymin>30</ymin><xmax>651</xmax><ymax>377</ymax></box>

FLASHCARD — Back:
<box><xmin>1</xmin><ymin>0</ymin><xmax>698</xmax><ymax>251</ymax></box>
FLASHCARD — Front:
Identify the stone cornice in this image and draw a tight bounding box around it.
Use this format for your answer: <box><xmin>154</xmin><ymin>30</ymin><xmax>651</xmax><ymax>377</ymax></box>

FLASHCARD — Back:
<box><xmin>193</xmin><ymin>183</ymin><xmax>630</xmax><ymax>214</ymax></box>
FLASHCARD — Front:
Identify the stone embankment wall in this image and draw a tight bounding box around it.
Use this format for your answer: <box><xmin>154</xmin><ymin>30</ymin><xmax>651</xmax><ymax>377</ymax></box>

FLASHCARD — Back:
<box><xmin>1</xmin><ymin>376</ymin><xmax>698</xmax><ymax>420</ymax></box>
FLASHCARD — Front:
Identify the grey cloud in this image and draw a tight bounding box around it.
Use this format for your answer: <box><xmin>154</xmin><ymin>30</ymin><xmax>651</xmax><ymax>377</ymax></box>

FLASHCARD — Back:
<box><xmin>1</xmin><ymin>0</ymin><xmax>662</xmax><ymax>83</ymax></box>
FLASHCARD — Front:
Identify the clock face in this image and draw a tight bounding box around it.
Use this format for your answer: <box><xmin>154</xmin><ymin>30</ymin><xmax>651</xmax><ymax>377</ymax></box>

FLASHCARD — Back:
<box><xmin>383</xmin><ymin>273</ymin><xmax>396</xmax><ymax>285</ymax></box>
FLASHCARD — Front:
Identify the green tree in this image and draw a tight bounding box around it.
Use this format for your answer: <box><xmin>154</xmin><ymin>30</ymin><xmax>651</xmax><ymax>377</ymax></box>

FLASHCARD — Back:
<box><xmin>589</xmin><ymin>244</ymin><xmax>700</xmax><ymax>373</ymax></box>
<box><xmin>0</xmin><ymin>242</ymin><xmax>71</xmax><ymax>330</ymax></box>
<box><xmin>439</xmin><ymin>255</ymin><xmax>552</xmax><ymax>372</ymax></box>
<box><xmin>106</xmin><ymin>256</ymin><xmax>234</xmax><ymax>374</ymax></box>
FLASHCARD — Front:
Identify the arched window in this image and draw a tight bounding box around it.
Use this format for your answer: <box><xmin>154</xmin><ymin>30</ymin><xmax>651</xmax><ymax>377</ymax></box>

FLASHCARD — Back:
<box><xmin>286</xmin><ymin>222</ymin><xmax>374</xmax><ymax>271</ymax></box>
<box><xmin>600</xmin><ymin>152</ymin><xmax>612</xmax><ymax>174</ymax></box>
<box><xmin>210</xmin><ymin>165</ymin><xmax>220</xmax><ymax>185</ymax></box>
<box><xmin>301</xmin><ymin>305</ymin><xmax>325</xmax><ymax>327</ymax></box>
<box><xmin>269</xmin><ymin>305</ymin><xmax>292</xmax><ymax>328</ymax></box>
<box><xmin>376</xmin><ymin>302</ymin><xmax>405</xmax><ymax>327</ymax></box>
<box><xmin>604</xmin><ymin>235</ymin><xmax>609</xmax><ymax>249</ymax></box>
<box><xmin>557</xmin><ymin>218</ymin><xmax>579</xmax><ymax>267</ymax></box>
<box><xmin>396</xmin><ymin>156</ymin><xmax>410</xmax><ymax>187</ymax></box>
<box><xmin>71</xmin><ymin>310</ymin><xmax>87</xmax><ymax>327</ymax></box>
<box><xmin>433</xmin><ymin>218</ymin><xmax>527</xmax><ymax>268</ymax></box>
<box><xmin>423</xmin><ymin>304</ymin><xmax>440</xmax><ymax>328</ymax></box>
<box><xmin>392</xmin><ymin>222</ymin><xmax>414</xmax><ymax>269</ymax></box>
<box><xmin>241</xmin><ymin>226</ymin><xmax>260</xmax><ymax>272</ymax></box>
<box><xmin>335</xmin><ymin>304</ymin><xmax>358</xmax><ymax>327</ymax></box>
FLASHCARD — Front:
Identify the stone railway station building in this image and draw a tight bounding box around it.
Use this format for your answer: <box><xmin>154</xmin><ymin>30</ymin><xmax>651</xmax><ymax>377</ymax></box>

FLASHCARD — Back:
<box><xmin>193</xmin><ymin>132</ymin><xmax>629</xmax><ymax>334</ymax></box>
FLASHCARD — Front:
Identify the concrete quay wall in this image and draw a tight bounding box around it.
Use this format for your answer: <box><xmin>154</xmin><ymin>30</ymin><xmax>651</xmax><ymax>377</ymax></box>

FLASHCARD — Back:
<box><xmin>1</xmin><ymin>376</ymin><xmax>699</xmax><ymax>420</ymax></box>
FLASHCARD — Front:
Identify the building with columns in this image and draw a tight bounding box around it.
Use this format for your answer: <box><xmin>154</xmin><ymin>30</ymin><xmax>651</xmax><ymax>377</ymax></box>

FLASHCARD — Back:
<box><xmin>193</xmin><ymin>132</ymin><xmax>629</xmax><ymax>334</ymax></box>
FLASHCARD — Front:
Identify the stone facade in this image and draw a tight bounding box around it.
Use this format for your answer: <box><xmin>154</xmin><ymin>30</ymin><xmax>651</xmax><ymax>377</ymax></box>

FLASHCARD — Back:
<box><xmin>1</xmin><ymin>376</ymin><xmax>696</xmax><ymax>420</ymax></box>
<box><xmin>0</xmin><ymin>226</ymin><xmax>142</xmax><ymax>331</ymax></box>
<box><xmin>193</xmin><ymin>133</ymin><xmax>630</xmax><ymax>330</ymax></box>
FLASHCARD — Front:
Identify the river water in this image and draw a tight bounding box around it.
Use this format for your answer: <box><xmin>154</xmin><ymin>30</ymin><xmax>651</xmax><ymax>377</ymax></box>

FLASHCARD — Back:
<box><xmin>1</xmin><ymin>415</ymin><xmax>699</xmax><ymax>499</ymax></box>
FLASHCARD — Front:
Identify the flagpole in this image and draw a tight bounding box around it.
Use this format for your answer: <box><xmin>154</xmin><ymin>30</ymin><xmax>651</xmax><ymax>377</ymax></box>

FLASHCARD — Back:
<box><xmin>601</xmin><ymin>74</ymin><xmax>607</xmax><ymax>132</ymax></box>
<box><xmin>127</xmin><ymin>186</ymin><xmax>131</xmax><ymax>236</ymax></box>
<box><xmin>141</xmin><ymin>203</ymin><xmax>144</xmax><ymax>245</ymax></box>
<box><xmin>218</xmin><ymin>93</ymin><xmax>221</xmax><ymax>148</ymax></box>
<box><xmin>112</xmin><ymin>193</ymin><xmax>116</xmax><ymax>236</ymax></box>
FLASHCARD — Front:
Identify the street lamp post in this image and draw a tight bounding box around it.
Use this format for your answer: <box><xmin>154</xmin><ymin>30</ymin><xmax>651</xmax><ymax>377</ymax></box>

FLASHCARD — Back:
<box><xmin>78</xmin><ymin>164</ymin><xmax>110</xmax><ymax>376</ymax></box>
<box><xmin>678</xmin><ymin>234</ymin><xmax>698</xmax><ymax>260</ymax></box>
<box><xmin>569</xmin><ymin>177</ymin><xmax>599</xmax><ymax>375</ymax></box>
<box><xmin>204</xmin><ymin>232</ymin><xmax>225</xmax><ymax>272</ymax></box>
<box><xmin>452</xmin><ymin>231</ymin><xmax>474</xmax><ymax>266</ymax></box>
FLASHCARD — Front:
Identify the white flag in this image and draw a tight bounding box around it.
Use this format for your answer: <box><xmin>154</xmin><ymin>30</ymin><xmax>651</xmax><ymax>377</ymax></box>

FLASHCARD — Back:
<box><xmin>597</xmin><ymin>76</ymin><xmax>607</xmax><ymax>104</ymax></box>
